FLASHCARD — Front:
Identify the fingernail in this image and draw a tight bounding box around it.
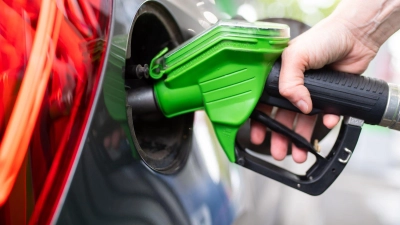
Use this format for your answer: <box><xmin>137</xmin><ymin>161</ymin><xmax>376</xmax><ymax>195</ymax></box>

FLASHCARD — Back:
<box><xmin>296</xmin><ymin>100</ymin><xmax>309</xmax><ymax>113</ymax></box>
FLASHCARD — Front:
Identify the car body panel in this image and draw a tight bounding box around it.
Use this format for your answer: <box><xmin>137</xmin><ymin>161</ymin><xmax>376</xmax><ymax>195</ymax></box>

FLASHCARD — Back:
<box><xmin>53</xmin><ymin>1</ymin><xmax>245</xmax><ymax>224</ymax></box>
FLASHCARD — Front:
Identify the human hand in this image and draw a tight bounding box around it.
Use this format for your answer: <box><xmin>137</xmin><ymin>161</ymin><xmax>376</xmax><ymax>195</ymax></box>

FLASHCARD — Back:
<box><xmin>250</xmin><ymin>1</ymin><xmax>389</xmax><ymax>163</ymax></box>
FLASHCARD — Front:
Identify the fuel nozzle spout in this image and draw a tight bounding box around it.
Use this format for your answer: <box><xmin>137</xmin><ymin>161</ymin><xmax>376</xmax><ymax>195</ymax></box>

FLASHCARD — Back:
<box><xmin>127</xmin><ymin>86</ymin><xmax>160</xmax><ymax>115</ymax></box>
<box><xmin>123</xmin><ymin>19</ymin><xmax>400</xmax><ymax>196</ymax></box>
<box><xmin>379</xmin><ymin>83</ymin><xmax>400</xmax><ymax>130</ymax></box>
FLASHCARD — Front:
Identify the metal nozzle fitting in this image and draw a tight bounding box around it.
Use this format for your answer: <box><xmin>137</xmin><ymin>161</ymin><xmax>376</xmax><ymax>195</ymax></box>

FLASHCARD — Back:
<box><xmin>126</xmin><ymin>64</ymin><xmax>149</xmax><ymax>79</ymax></box>
<box><xmin>379</xmin><ymin>83</ymin><xmax>400</xmax><ymax>130</ymax></box>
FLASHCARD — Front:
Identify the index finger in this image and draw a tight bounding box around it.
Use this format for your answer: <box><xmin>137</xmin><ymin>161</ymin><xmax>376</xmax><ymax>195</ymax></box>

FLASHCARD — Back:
<box><xmin>279</xmin><ymin>47</ymin><xmax>313</xmax><ymax>114</ymax></box>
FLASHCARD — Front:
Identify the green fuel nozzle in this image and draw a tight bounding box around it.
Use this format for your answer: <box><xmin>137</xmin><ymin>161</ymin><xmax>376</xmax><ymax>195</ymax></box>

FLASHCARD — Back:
<box><xmin>149</xmin><ymin>20</ymin><xmax>289</xmax><ymax>162</ymax></box>
<box><xmin>128</xmin><ymin>20</ymin><xmax>400</xmax><ymax>196</ymax></box>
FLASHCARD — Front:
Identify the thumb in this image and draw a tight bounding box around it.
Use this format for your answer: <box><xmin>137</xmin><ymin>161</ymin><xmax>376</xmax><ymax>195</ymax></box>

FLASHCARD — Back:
<box><xmin>279</xmin><ymin>47</ymin><xmax>312</xmax><ymax>114</ymax></box>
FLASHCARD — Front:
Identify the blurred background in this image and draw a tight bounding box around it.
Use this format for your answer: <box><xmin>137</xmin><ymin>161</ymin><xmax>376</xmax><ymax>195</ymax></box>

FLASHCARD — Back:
<box><xmin>209</xmin><ymin>0</ymin><xmax>400</xmax><ymax>224</ymax></box>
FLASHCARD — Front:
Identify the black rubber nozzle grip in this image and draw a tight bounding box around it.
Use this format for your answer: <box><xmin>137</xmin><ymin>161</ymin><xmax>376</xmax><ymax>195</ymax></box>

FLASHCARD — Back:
<box><xmin>264</xmin><ymin>59</ymin><xmax>389</xmax><ymax>125</ymax></box>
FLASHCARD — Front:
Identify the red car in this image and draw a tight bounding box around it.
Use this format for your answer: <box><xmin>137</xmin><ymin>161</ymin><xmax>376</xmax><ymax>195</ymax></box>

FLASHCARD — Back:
<box><xmin>0</xmin><ymin>0</ymin><xmax>239</xmax><ymax>224</ymax></box>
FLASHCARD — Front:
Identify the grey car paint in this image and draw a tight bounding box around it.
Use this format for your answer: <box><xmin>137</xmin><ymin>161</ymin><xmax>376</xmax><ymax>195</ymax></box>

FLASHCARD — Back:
<box><xmin>53</xmin><ymin>0</ymin><xmax>245</xmax><ymax>224</ymax></box>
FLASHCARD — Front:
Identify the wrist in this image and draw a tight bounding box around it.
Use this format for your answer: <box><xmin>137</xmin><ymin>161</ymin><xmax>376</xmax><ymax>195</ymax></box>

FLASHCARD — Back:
<box><xmin>329</xmin><ymin>0</ymin><xmax>400</xmax><ymax>51</ymax></box>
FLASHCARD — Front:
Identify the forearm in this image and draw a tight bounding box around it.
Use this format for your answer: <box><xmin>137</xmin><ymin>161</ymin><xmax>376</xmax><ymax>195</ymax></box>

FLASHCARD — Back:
<box><xmin>330</xmin><ymin>0</ymin><xmax>400</xmax><ymax>50</ymax></box>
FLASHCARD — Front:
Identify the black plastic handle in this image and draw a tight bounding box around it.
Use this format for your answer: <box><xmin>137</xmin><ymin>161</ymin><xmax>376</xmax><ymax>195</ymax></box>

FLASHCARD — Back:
<box><xmin>235</xmin><ymin>58</ymin><xmax>388</xmax><ymax>195</ymax></box>
<box><xmin>235</xmin><ymin>117</ymin><xmax>361</xmax><ymax>195</ymax></box>
<box><xmin>250</xmin><ymin>110</ymin><xmax>319</xmax><ymax>155</ymax></box>
<box><xmin>262</xmin><ymin>58</ymin><xmax>389</xmax><ymax>125</ymax></box>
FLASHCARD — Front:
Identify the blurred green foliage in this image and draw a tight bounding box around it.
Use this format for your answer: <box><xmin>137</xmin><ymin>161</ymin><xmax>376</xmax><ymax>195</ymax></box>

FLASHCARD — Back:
<box><xmin>217</xmin><ymin>0</ymin><xmax>341</xmax><ymax>26</ymax></box>
<box><xmin>260</xmin><ymin>0</ymin><xmax>340</xmax><ymax>25</ymax></box>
